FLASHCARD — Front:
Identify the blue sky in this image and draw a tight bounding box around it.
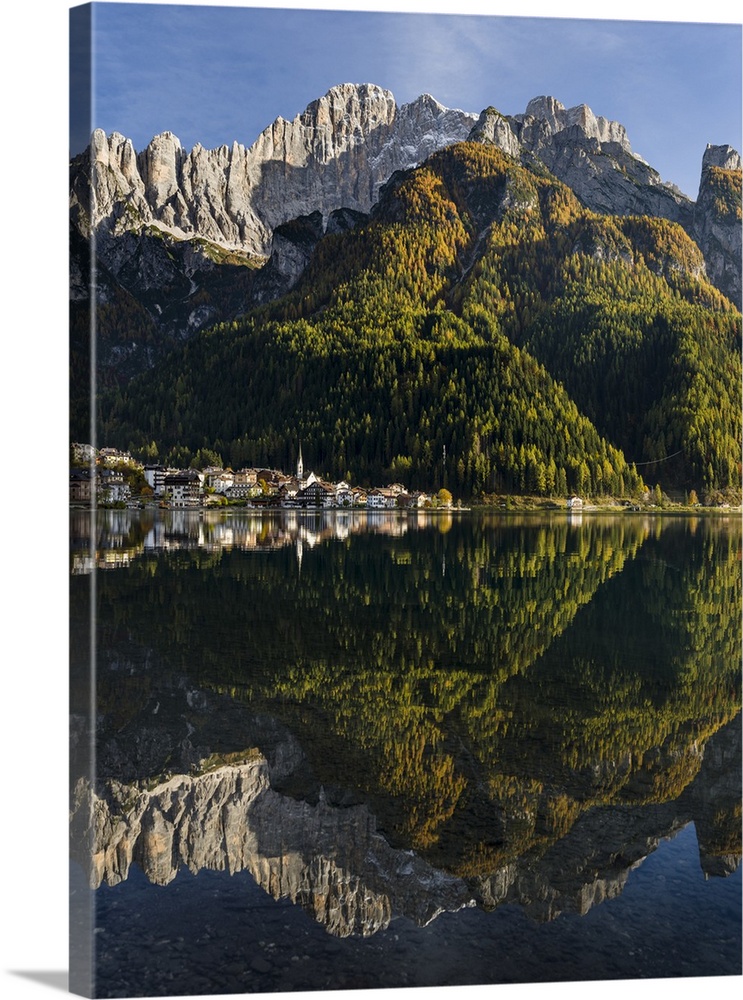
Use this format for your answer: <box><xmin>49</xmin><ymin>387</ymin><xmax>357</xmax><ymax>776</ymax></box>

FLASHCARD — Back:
<box><xmin>71</xmin><ymin>1</ymin><xmax>743</xmax><ymax>199</ymax></box>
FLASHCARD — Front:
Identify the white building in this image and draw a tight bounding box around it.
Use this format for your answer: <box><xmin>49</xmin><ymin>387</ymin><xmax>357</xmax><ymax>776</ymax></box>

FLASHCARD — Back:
<box><xmin>366</xmin><ymin>488</ymin><xmax>397</xmax><ymax>508</ymax></box>
<box><xmin>98</xmin><ymin>468</ymin><xmax>131</xmax><ymax>504</ymax></box>
<box><xmin>209</xmin><ymin>471</ymin><xmax>235</xmax><ymax>494</ymax></box>
<box><xmin>334</xmin><ymin>481</ymin><xmax>354</xmax><ymax>506</ymax></box>
<box><xmin>163</xmin><ymin>471</ymin><xmax>201</xmax><ymax>507</ymax></box>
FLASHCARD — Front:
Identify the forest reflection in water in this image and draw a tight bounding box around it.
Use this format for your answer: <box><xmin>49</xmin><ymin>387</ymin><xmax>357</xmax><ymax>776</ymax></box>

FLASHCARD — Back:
<box><xmin>69</xmin><ymin>510</ymin><xmax>742</xmax><ymax>992</ymax></box>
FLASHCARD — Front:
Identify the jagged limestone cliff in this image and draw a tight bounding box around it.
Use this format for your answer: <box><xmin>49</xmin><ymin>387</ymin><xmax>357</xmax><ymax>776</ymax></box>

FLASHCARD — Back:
<box><xmin>71</xmin><ymin>753</ymin><xmax>474</xmax><ymax>938</ymax></box>
<box><xmin>694</xmin><ymin>144</ymin><xmax>742</xmax><ymax>306</ymax></box>
<box><xmin>71</xmin><ymin>84</ymin><xmax>477</xmax><ymax>258</ymax></box>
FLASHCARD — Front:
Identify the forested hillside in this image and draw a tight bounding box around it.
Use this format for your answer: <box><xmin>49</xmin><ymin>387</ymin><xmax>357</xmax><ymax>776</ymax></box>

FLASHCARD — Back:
<box><xmin>95</xmin><ymin>142</ymin><xmax>741</xmax><ymax>498</ymax></box>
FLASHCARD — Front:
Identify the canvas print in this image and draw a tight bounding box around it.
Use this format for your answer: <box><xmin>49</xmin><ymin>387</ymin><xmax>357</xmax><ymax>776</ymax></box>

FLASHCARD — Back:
<box><xmin>69</xmin><ymin>2</ymin><xmax>742</xmax><ymax>997</ymax></box>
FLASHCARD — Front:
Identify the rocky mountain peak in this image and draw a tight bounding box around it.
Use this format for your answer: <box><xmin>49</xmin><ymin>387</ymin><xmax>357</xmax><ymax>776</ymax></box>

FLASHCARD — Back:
<box><xmin>412</xmin><ymin>92</ymin><xmax>446</xmax><ymax>112</ymax></box>
<box><xmin>402</xmin><ymin>92</ymin><xmax>470</xmax><ymax>126</ymax></box>
<box><xmin>294</xmin><ymin>82</ymin><xmax>397</xmax><ymax>152</ymax></box>
<box><xmin>524</xmin><ymin>95</ymin><xmax>565</xmax><ymax>118</ymax></box>
<box><xmin>466</xmin><ymin>94</ymin><xmax>641</xmax><ymax>172</ymax></box>
<box><xmin>516</xmin><ymin>95</ymin><xmax>631</xmax><ymax>152</ymax></box>
<box><xmin>702</xmin><ymin>143</ymin><xmax>742</xmax><ymax>174</ymax></box>
<box><xmin>467</xmin><ymin>107</ymin><xmax>521</xmax><ymax>158</ymax></box>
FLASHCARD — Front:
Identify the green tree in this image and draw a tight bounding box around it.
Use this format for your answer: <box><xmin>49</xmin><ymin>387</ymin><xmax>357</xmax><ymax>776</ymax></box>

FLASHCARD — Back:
<box><xmin>190</xmin><ymin>448</ymin><xmax>223</xmax><ymax>470</ymax></box>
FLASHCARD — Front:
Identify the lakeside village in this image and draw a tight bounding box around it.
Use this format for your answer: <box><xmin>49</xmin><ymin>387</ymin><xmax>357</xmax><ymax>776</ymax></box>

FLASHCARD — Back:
<box><xmin>70</xmin><ymin>443</ymin><xmax>743</xmax><ymax>514</ymax></box>
<box><xmin>69</xmin><ymin>443</ymin><xmax>460</xmax><ymax>512</ymax></box>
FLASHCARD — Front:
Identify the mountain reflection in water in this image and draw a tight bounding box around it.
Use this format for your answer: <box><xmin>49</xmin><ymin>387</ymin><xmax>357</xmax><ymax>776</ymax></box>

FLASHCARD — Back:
<box><xmin>70</xmin><ymin>510</ymin><xmax>742</xmax><ymax>993</ymax></box>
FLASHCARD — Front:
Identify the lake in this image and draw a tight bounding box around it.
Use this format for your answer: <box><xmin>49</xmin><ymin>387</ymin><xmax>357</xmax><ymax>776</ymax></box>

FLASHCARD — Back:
<box><xmin>69</xmin><ymin>509</ymin><xmax>742</xmax><ymax>997</ymax></box>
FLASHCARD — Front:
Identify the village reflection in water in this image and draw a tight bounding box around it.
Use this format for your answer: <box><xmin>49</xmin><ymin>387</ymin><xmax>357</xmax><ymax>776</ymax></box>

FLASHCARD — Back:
<box><xmin>69</xmin><ymin>507</ymin><xmax>448</xmax><ymax>574</ymax></box>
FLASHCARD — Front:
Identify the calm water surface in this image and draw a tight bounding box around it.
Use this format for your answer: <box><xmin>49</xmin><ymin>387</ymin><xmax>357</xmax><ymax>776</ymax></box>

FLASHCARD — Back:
<box><xmin>69</xmin><ymin>510</ymin><xmax>742</xmax><ymax>997</ymax></box>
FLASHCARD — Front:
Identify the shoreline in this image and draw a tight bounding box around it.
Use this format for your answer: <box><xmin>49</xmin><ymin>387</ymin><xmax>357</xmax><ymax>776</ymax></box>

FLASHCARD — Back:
<box><xmin>72</xmin><ymin>501</ymin><xmax>742</xmax><ymax>516</ymax></box>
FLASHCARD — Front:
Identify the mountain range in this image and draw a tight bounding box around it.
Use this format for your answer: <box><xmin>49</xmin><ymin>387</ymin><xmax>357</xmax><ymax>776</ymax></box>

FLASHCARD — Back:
<box><xmin>70</xmin><ymin>83</ymin><xmax>742</xmax><ymax>497</ymax></box>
